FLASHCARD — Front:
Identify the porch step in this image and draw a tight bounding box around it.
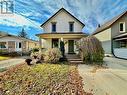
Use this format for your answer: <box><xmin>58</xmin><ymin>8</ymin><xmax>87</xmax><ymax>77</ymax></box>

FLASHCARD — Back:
<box><xmin>68</xmin><ymin>58</ymin><xmax>82</xmax><ymax>61</ymax></box>
<box><xmin>69</xmin><ymin>60</ymin><xmax>83</xmax><ymax>64</ymax></box>
<box><xmin>66</xmin><ymin>54</ymin><xmax>83</xmax><ymax>64</ymax></box>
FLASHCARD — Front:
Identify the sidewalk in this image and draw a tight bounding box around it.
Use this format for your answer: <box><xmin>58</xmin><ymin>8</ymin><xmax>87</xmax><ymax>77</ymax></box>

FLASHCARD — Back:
<box><xmin>0</xmin><ymin>56</ymin><xmax>28</xmax><ymax>69</ymax></box>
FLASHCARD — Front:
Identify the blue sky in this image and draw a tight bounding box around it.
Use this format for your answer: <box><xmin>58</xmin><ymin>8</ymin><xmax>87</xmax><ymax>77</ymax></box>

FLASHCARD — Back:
<box><xmin>0</xmin><ymin>0</ymin><xmax>127</xmax><ymax>40</ymax></box>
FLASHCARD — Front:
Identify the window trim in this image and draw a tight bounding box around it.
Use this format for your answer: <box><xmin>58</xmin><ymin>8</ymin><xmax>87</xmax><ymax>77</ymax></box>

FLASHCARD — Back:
<box><xmin>15</xmin><ymin>42</ymin><xmax>22</xmax><ymax>49</ymax></box>
<box><xmin>119</xmin><ymin>22</ymin><xmax>125</xmax><ymax>33</ymax></box>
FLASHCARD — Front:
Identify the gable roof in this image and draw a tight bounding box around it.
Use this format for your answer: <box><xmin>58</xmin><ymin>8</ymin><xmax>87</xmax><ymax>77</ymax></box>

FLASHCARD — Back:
<box><xmin>0</xmin><ymin>34</ymin><xmax>38</xmax><ymax>43</ymax></box>
<box><xmin>93</xmin><ymin>10</ymin><xmax>127</xmax><ymax>35</ymax></box>
<box><xmin>41</xmin><ymin>8</ymin><xmax>85</xmax><ymax>27</ymax></box>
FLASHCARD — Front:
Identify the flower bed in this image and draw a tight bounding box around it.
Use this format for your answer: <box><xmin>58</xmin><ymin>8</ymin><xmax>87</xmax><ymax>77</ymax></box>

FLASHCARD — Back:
<box><xmin>0</xmin><ymin>63</ymin><xmax>92</xmax><ymax>95</ymax></box>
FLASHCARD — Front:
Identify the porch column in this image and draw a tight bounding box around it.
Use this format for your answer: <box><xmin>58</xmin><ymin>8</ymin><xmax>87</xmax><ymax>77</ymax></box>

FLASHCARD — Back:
<box><xmin>39</xmin><ymin>37</ymin><xmax>42</xmax><ymax>52</ymax></box>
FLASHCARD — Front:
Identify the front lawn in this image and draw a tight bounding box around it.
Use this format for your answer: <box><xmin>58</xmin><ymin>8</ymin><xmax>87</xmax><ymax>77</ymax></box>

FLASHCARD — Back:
<box><xmin>0</xmin><ymin>56</ymin><xmax>10</xmax><ymax>61</ymax></box>
<box><xmin>0</xmin><ymin>63</ymin><xmax>89</xmax><ymax>95</ymax></box>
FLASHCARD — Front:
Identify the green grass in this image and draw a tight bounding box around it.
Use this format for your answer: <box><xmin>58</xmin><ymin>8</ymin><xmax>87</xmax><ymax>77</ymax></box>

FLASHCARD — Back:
<box><xmin>0</xmin><ymin>63</ymin><xmax>85</xmax><ymax>95</ymax></box>
<box><xmin>0</xmin><ymin>56</ymin><xmax>10</xmax><ymax>61</ymax></box>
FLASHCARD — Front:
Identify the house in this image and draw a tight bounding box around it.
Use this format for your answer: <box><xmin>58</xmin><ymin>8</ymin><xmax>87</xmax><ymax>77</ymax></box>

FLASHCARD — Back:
<box><xmin>93</xmin><ymin>11</ymin><xmax>127</xmax><ymax>59</ymax></box>
<box><xmin>0</xmin><ymin>33</ymin><xmax>39</xmax><ymax>53</ymax></box>
<box><xmin>36</xmin><ymin>8</ymin><xmax>86</xmax><ymax>54</ymax></box>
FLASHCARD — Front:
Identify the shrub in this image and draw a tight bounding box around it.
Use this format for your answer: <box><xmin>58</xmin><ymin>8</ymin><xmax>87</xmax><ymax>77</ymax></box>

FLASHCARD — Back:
<box><xmin>8</xmin><ymin>52</ymin><xmax>21</xmax><ymax>57</ymax></box>
<box><xmin>30</xmin><ymin>51</ymin><xmax>44</xmax><ymax>61</ymax></box>
<box><xmin>31</xmin><ymin>48</ymin><xmax>39</xmax><ymax>53</ymax></box>
<box><xmin>44</xmin><ymin>48</ymin><xmax>62</xmax><ymax>63</ymax></box>
<box><xmin>78</xmin><ymin>36</ymin><xmax>104</xmax><ymax>63</ymax></box>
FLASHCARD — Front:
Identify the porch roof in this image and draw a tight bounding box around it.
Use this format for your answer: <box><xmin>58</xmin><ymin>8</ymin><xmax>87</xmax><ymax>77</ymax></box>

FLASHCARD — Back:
<box><xmin>113</xmin><ymin>33</ymin><xmax>127</xmax><ymax>41</ymax></box>
<box><xmin>36</xmin><ymin>32</ymin><xmax>87</xmax><ymax>39</ymax></box>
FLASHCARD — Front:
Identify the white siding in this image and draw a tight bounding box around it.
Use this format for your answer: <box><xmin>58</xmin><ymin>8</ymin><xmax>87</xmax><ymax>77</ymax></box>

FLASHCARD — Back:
<box><xmin>42</xmin><ymin>10</ymin><xmax>83</xmax><ymax>33</ymax></box>
<box><xmin>94</xmin><ymin>28</ymin><xmax>112</xmax><ymax>54</ymax></box>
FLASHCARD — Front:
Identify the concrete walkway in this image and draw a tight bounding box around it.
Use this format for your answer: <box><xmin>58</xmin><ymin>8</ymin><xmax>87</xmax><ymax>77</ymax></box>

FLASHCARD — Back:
<box><xmin>78</xmin><ymin>57</ymin><xmax>127</xmax><ymax>95</ymax></box>
<box><xmin>0</xmin><ymin>56</ymin><xmax>28</xmax><ymax>69</ymax></box>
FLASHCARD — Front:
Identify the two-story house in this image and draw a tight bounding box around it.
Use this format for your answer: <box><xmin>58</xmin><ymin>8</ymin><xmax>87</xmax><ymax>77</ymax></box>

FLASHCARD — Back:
<box><xmin>93</xmin><ymin>11</ymin><xmax>127</xmax><ymax>59</ymax></box>
<box><xmin>36</xmin><ymin>8</ymin><xmax>86</xmax><ymax>54</ymax></box>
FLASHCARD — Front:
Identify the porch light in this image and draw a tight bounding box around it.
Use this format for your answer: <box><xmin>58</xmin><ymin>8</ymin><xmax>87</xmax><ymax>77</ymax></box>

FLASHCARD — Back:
<box><xmin>61</xmin><ymin>37</ymin><xmax>63</xmax><ymax>41</ymax></box>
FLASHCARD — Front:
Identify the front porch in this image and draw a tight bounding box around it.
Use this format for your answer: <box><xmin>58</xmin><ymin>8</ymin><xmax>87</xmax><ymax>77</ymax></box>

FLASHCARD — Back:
<box><xmin>37</xmin><ymin>32</ymin><xmax>86</xmax><ymax>54</ymax></box>
<box><xmin>0</xmin><ymin>41</ymin><xmax>22</xmax><ymax>52</ymax></box>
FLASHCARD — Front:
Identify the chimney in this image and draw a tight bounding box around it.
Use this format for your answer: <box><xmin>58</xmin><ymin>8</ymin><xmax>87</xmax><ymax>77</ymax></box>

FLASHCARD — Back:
<box><xmin>98</xmin><ymin>24</ymin><xmax>101</xmax><ymax>28</ymax></box>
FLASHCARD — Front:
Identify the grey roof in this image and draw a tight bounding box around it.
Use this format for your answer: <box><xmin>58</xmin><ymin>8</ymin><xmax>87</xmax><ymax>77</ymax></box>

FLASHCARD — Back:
<box><xmin>41</xmin><ymin>8</ymin><xmax>85</xmax><ymax>27</ymax></box>
<box><xmin>93</xmin><ymin>10</ymin><xmax>127</xmax><ymax>35</ymax></box>
<box><xmin>0</xmin><ymin>34</ymin><xmax>38</xmax><ymax>43</ymax></box>
<box><xmin>36</xmin><ymin>32</ymin><xmax>87</xmax><ymax>37</ymax></box>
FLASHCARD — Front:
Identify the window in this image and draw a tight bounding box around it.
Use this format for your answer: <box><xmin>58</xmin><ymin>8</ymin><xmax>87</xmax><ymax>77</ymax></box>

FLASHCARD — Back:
<box><xmin>69</xmin><ymin>22</ymin><xmax>74</xmax><ymax>32</ymax></box>
<box><xmin>1</xmin><ymin>1</ymin><xmax>14</xmax><ymax>14</ymax></box>
<box><xmin>52</xmin><ymin>39</ymin><xmax>59</xmax><ymax>48</ymax></box>
<box><xmin>19</xmin><ymin>42</ymin><xmax>22</xmax><ymax>48</ymax></box>
<box><xmin>119</xmin><ymin>22</ymin><xmax>125</xmax><ymax>32</ymax></box>
<box><xmin>120</xmin><ymin>41</ymin><xmax>127</xmax><ymax>48</ymax></box>
<box><xmin>52</xmin><ymin>22</ymin><xmax>56</xmax><ymax>32</ymax></box>
<box><xmin>0</xmin><ymin>42</ymin><xmax>6</xmax><ymax>48</ymax></box>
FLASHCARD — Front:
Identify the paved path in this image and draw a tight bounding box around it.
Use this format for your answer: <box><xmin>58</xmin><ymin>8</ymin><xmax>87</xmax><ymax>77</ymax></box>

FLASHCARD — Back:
<box><xmin>0</xmin><ymin>56</ymin><xmax>28</xmax><ymax>69</ymax></box>
<box><xmin>78</xmin><ymin>57</ymin><xmax>127</xmax><ymax>95</ymax></box>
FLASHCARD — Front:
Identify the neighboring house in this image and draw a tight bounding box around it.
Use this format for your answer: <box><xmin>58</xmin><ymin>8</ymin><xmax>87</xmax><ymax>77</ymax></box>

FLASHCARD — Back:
<box><xmin>0</xmin><ymin>34</ymin><xmax>38</xmax><ymax>53</ymax></box>
<box><xmin>36</xmin><ymin>8</ymin><xmax>86</xmax><ymax>54</ymax></box>
<box><xmin>93</xmin><ymin>11</ymin><xmax>127</xmax><ymax>59</ymax></box>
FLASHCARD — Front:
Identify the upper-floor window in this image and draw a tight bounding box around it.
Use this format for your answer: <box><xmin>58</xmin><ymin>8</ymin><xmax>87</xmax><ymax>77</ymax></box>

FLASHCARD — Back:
<box><xmin>52</xmin><ymin>22</ymin><xmax>56</xmax><ymax>32</ymax></box>
<box><xmin>119</xmin><ymin>22</ymin><xmax>125</xmax><ymax>33</ymax></box>
<box><xmin>69</xmin><ymin>22</ymin><xmax>74</xmax><ymax>32</ymax></box>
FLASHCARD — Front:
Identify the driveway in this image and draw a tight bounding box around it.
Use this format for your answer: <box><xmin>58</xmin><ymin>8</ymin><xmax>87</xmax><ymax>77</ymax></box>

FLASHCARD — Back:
<box><xmin>78</xmin><ymin>57</ymin><xmax>127</xmax><ymax>95</ymax></box>
<box><xmin>0</xmin><ymin>56</ymin><xmax>28</xmax><ymax>70</ymax></box>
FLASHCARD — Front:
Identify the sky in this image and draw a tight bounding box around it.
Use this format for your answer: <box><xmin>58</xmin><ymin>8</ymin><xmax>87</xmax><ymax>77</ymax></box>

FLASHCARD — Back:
<box><xmin>0</xmin><ymin>0</ymin><xmax>127</xmax><ymax>40</ymax></box>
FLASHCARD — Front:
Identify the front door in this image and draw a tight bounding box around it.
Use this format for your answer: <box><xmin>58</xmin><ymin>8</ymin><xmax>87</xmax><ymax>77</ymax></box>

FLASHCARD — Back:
<box><xmin>52</xmin><ymin>39</ymin><xmax>59</xmax><ymax>48</ymax></box>
<box><xmin>15</xmin><ymin>42</ymin><xmax>22</xmax><ymax>51</ymax></box>
<box><xmin>68</xmin><ymin>40</ymin><xmax>74</xmax><ymax>53</ymax></box>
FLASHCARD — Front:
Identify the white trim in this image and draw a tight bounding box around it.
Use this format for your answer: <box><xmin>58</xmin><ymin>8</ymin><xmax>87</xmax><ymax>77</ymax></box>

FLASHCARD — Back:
<box><xmin>15</xmin><ymin>41</ymin><xmax>22</xmax><ymax>51</ymax></box>
<box><xmin>119</xmin><ymin>22</ymin><xmax>125</xmax><ymax>33</ymax></box>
